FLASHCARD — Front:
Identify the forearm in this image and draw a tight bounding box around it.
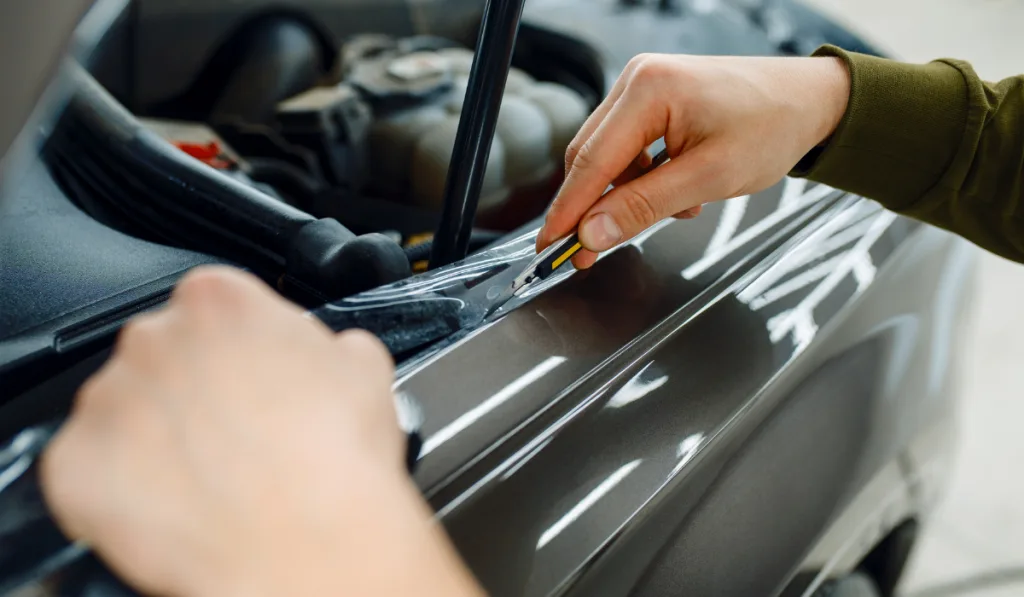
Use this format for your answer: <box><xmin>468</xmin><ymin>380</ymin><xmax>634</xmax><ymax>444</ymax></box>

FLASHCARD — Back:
<box><xmin>793</xmin><ymin>45</ymin><xmax>1024</xmax><ymax>263</ymax></box>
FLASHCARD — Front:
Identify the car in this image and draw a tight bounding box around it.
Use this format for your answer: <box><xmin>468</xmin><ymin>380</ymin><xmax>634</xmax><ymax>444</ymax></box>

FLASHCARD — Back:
<box><xmin>0</xmin><ymin>0</ymin><xmax>977</xmax><ymax>595</ymax></box>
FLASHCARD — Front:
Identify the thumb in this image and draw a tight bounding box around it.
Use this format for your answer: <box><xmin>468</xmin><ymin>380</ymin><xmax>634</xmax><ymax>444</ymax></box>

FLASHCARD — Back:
<box><xmin>577</xmin><ymin>151</ymin><xmax>725</xmax><ymax>252</ymax></box>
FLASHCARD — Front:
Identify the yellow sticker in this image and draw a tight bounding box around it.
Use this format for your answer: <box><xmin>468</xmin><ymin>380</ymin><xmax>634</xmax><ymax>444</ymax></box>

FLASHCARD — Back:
<box><xmin>551</xmin><ymin>242</ymin><xmax>582</xmax><ymax>270</ymax></box>
<box><xmin>405</xmin><ymin>232</ymin><xmax>434</xmax><ymax>248</ymax></box>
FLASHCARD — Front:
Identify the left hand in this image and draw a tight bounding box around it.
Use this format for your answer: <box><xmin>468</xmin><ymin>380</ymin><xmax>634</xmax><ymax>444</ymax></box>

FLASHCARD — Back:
<box><xmin>40</xmin><ymin>266</ymin><xmax>483</xmax><ymax>597</ymax></box>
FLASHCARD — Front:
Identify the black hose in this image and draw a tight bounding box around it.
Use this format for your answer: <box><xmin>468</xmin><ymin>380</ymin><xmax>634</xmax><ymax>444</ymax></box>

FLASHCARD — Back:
<box><xmin>245</xmin><ymin>157</ymin><xmax>324</xmax><ymax>210</ymax></box>
<box><xmin>45</xmin><ymin>63</ymin><xmax>322</xmax><ymax>276</ymax></box>
<box><xmin>428</xmin><ymin>0</ymin><xmax>528</xmax><ymax>269</ymax></box>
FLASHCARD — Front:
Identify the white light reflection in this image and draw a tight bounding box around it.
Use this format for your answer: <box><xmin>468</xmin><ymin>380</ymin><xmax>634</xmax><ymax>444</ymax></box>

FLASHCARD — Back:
<box><xmin>683</xmin><ymin>182</ymin><xmax>835</xmax><ymax>280</ymax></box>
<box><xmin>760</xmin><ymin>209</ymin><xmax>896</xmax><ymax>351</ymax></box>
<box><xmin>420</xmin><ymin>356</ymin><xmax>567</xmax><ymax>456</ymax></box>
<box><xmin>692</xmin><ymin>0</ymin><xmax>721</xmax><ymax>14</ymax></box>
<box><xmin>850</xmin><ymin>252</ymin><xmax>877</xmax><ymax>291</ymax></box>
<box><xmin>736</xmin><ymin>205</ymin><xmax>876</xmax><ymax>304</ymax></box>
<box><xmin>747</xmin><ymin>254</ymin><xmax>844</xmax><ymax>311</ymax></box>
<box><xmin>706</xmin><ymin>195</ymin><xmax>748</xmax><ymax>254</ymax></box>
<box><xmin>628</xmin><ymin>218</ymin><xmax>676</xmax><ymax>251</ymax></box>
<box><xmin>779</xmin><ymin>178</ymin><xmax>807</xmax><ymax>209</ymax></box>
<box><xmin>670</xmin><ymin>433</ymin><xmax>706</xmax><ymax>476</ymax></box>
<box><xmin>606</xmin><ymin>363</ymin><xmax>669</xmax><ymax>408</ymax></box>
<box><xmin>536</xmin><ymin>459</ymin><xmax>642</xmax><ymax>549</ymax></box>
<box><xmin>500</xmin><ymin>437</ymin><xmax>554</xmax><ymax>481</ymax></box>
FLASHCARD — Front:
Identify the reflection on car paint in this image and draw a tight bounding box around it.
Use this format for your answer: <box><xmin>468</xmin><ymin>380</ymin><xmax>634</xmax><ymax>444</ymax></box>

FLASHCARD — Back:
<box><xmin>739</xmin><ymin>200</ymin><xmax>881</xmax><ymax>304</ymax></box>
<box><xmin>604</xmin><ymin>362</ymin><xmax>669</xmax><ymax>409</ymax></box>
<box><xmin>624</xmin><ymin>217</ymin><xmax>678</xmax><ymax>255</ymax></box>
<box><xmin>421</xmin><ymin>356</ymin><xmax>568</xmax><ymax>456</ymax></box>
<box><xmin>706</xmin><ymin>194</ymin><xmax>748</xmax><ymax>254</ymax></box>
<box><xmin>780</xmin><ymin>177</ymin><xmax>810</xmax><ymax>208</ymax></box>
<box><xmin>926</xmin><ymin>238</ymin><xmax>977</xmax><ymax>394</ymax></box>
<box><xmin>536</xmin><ymin>458</ymin><xmax>642</xmax><ymax>550</ymax></box>
<box><xmin>314</xmin><ymin>178</ymin><xmax>839</xmax><ymax>367</ymax></box>
<box><xmin>759</xmin><ymin>208</ymin><xmax>897</xmax><ymax>351</ymax></box>
<box><xmin>670</xmin><ymin>432</ymin><xmax>706</xmax><ymax>476</ymax></box>
<box><xmin>683</xmin><ymin>180</ymin><xmax>837</xmax><ymax>279</ymax></box>
<box><xmin>0</xmin><ymin>423</ymin><xmax>89</xmax><ymax>595</ymax></box>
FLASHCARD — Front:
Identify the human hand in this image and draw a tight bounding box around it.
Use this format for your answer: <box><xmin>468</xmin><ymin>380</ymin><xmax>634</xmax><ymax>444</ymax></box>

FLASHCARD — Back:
<box><xmin>538</xmin><ymin>53</ymin><xmax>850</xmax><ymax>268</ymax></box>
<box><xmin>40</xmin><ymin>266</ymin><xmax>482</xmax><ymax>597</ymax></box>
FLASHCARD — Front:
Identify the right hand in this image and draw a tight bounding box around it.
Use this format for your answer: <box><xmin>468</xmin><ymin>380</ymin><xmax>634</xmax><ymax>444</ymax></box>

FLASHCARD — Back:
<box><xmin>538</xmin><ymin>53</ymin><xmax>851</xmax><ymax>268</ymax></box>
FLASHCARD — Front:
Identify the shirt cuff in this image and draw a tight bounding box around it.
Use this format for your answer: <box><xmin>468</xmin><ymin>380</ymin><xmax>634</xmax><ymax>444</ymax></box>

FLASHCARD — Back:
<box><xmin>790</xmin><ymin>44</ymin><xmax>971</xmax><ymax>212</ymax></box>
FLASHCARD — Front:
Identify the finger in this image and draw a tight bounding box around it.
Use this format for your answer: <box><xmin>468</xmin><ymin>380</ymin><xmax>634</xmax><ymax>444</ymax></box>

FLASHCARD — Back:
<box><xmin>331</xmin><ymin>330</ymin><xmax>404</xmax><ymax>458</ymax></box>
<box><xmin>40</xmin><ymin>418</ymin><xmax>97</xmax><ymax>543</ymax></box>
<box><xmin>40</xmin><ymin>360</ymin><xmax>140</xmax><ymax>543</ymax></box>
<box><xmin>570</xmin><ymin>249</ymin><xmax>598</xmax><ymax>270</ymax></box>
<box><xmin>540</xmin><ymin>85</ymin><xmax>665</xmax><ymax>250</ymax></box>
<box><xmin>560</xmin><ymin>147</ymin><xmax>653</xmax><ymax>267</ymax></box>
<box><xmin>334</xmin><ymin>329</ymin><xmax>394</xmax><ymax>381</ymax></box>
<box><xmin>541</xmin><ymin>148</ymin><xmax>650</xmax><ymax>257</ymax></box>
<box><xmin>572</xmin><ymin>202</ymin><xmax>691</xmax><ymax>269</ymax></box>
<box><xmin>172</xmin><ymin>266</ymin><xmax>290</xmax><ymax>313</ymax></box>
<box><xmin>565</xmin><ymin>90</ymin><xmax>624</xmax><ymax>178</ymax></box>
<box><xmin>564</xmin><ymin>54</ymin><xmax>651</xmax><ymax>175</ymax></box>
<box><xmin>113</xmin><ymin>309</ymin><xmax>176</xmax><ymax>371</ymax></box>
<box><xmin>539</xmin><ymin>60</ymin><xmax>644</xmax><ymax>254</ymax></box>
<box><xmin>674</xmin><ymin>205</ymin><xmax>703</xmax><ymax>219</ymax></box>
<box><xmin>171</xmin><ymin>266</ymin><xmax>309</xmax><ymax>336</ymax></box>
<box><xmin>611</xmin><ymin>150</ymin><xmax>653</xmax><ymax>188</ymax></box>
<box><xmin>542</xmin><ymin>55</ymin><xmax>656</xmax><ymax>252</ymax></box>
<box><xmin>578</xmin><ymin>148</ymin><xmax>729</xmax><ymax>252</ymax></box>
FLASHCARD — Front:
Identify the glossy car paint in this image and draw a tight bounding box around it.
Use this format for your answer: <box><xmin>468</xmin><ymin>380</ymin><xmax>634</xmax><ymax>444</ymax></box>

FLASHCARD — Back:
<box><xmin>377</xmin><ymin>186</ymin><xmax>974</xmax><ymax>596</ymax></box>
<box><xmin>0</xmin><ymin>0</ymin><xmax>977</xmax><ymax>595</ymax></box>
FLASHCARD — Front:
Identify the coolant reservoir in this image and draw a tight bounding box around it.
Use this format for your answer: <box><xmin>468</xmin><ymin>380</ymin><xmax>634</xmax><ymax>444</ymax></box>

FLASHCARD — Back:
<box><xmin>347</xmin><ymin>38</ymin><xmax>589</xmax><ymax>213</ymax></box>
<box><xmin>411</xmin><ymin>115</ymin><xmax>509</xmax><ymax>210</ymax></box>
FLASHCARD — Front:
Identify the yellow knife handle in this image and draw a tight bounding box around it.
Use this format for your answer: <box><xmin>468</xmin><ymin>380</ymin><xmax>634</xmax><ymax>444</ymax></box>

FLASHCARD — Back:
<box><xmin>534</xmin><ymin>232</ymin><xmax>583</xmax><ymax>280</ymax></box>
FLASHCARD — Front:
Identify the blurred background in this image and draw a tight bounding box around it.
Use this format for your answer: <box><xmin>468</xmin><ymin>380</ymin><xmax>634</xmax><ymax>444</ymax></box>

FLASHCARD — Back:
<box><xmin>805</xmin><ymin>1</ymin><xmax>1024</xmax><ymax>595</ymax></box>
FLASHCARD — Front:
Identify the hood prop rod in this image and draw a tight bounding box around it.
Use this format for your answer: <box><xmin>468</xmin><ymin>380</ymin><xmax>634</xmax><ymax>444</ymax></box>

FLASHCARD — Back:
<box><xmin>428</xmin><ymin>0</ymin><xmax>528</xmax><ymax>269</ymax></box>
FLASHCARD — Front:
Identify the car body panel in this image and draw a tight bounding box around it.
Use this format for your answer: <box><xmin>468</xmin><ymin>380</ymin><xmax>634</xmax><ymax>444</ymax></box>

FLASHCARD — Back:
<box><xmin>378</xmin><ymin>189</ymin><xmax>974</xmax><ymax>596</ymax></box>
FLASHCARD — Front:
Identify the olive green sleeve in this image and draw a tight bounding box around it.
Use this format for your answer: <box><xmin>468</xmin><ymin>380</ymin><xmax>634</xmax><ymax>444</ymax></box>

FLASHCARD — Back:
<box><xmin>791</xmin><ymin>44</ymin><xmax>1024</xmax><ymax>264</ymax></box>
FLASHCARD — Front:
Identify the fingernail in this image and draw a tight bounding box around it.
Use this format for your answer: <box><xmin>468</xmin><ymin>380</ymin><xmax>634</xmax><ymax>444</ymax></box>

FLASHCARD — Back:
<box><xmin>581</xmin><ymin>213</ymin><xmax>623</xmax><ymax>251</ymax></box>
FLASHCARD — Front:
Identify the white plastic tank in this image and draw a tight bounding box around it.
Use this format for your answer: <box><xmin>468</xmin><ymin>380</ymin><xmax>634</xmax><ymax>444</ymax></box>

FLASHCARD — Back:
<box><xmin>364</xmin><ymin>44</ymin><xmax>590</xmax><ymax>211</ymax></box>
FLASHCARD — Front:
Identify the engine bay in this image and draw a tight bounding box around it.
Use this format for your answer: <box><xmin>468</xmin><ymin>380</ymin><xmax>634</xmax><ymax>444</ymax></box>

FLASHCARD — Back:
<box><xmin>0</xmin><ymin>9</ymin><xmax>608</xmax><ymax>408</ymax></box>
<box><xmin>45</xmin><ymin>23</ymin><xmax>600</xmax><ymax>308</ymax></box>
